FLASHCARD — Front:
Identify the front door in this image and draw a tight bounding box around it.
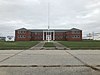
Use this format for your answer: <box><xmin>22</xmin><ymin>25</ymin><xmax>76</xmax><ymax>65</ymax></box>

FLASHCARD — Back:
<box><xmin>46</xmin><ymin>35</ymin><xmax>51</xmax><ymax>41</ymax></box>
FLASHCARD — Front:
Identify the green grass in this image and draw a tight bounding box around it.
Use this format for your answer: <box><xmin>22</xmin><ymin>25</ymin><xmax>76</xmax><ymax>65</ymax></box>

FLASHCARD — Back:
<box><xmin>0</xmin><ymin>41</ymin><xmax>39</xmax><ymax>50</ymax></box>
<box><xmin>59</xmin><ymin>40</ymin><xmax>100</xmax><ymax>50</ymax></box>
<box><xmin>43</xmin><ymin>42</ymin><xmax>55</xmax><ymax>47</ymax></box>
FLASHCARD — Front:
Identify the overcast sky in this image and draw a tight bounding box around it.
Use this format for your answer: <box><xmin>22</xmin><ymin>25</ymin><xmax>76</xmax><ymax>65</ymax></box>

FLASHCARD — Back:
<box><xmin>0</xmin><ymin>0</ymin><xmax>100</xmax><ymax>37</ymax></box>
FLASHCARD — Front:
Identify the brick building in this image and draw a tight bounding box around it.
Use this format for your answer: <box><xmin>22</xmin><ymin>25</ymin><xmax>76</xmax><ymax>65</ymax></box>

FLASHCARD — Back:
<box><xmin>15</xmin><ymin>28</ymin><xmax>82</xmax><ymax>41</ymax></box>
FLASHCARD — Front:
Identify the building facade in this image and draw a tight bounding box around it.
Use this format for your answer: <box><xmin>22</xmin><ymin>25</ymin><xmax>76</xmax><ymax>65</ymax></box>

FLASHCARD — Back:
<box><xmin>15</xmin><ymin>28</ymin><xmax>82</xmax><ymax>41</ymax></box>
<box><xmin>0</xmin><ymin>37</ymin><xmax>6</xmax><ymax>41</ymax></box>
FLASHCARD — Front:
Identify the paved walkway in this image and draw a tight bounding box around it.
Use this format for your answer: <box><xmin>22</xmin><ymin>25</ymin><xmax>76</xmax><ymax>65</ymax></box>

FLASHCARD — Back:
<box><xmin>29</xmin><ymin>41</ymin><xmax>70</xmax><ymax>50</ymax></box>
<box><xmin>29</xmin><ymin>41</ymin><xmax>45</xmax><ymax>50</ymax></box>
<box><xmin>53</xmin><ymin>41</ymin><xmax>70</xmax><ymax>50</ymax></box>
<box><xmin>42</xmin><ymin>41</ymin><xmax>70</xmax><ymax>50</ymax></box>
<box><xmin>0</xmin><ymin>50</ymin><xmax>100</xmax><ymax>75</ymax></box>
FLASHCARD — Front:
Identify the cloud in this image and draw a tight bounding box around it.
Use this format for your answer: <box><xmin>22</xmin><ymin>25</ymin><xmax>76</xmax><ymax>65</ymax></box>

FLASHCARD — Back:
<box><xmin>0</xmin><ymin>0</ymin><xmax>40</xmax><ymax>5</ymax></box>
<box><xmin>86</xmin><ymin>1</ymin><xmax>100</xmax><ymax>9</ymax></box>
<box><xmin>76</xmin><ymin>8</ymin><xmax>100</xmax><ymax>19</ymax></box>
<box><xmin>0</xmin><ymin>0</ymin><xmax>100</xmax><ymax>37</ymax></box>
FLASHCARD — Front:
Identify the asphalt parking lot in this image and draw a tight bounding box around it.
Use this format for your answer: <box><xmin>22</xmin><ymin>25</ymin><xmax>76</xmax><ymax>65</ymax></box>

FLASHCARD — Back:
<box><xmin>0</xmin><ymin>50</ymin><xmax>100</xmax><ymax>75</ymax></box>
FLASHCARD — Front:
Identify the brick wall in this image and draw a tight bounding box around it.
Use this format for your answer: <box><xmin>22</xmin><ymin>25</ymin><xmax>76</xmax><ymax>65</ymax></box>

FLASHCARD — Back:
<box><xmin>66</xmin><ymin>31</ymin><xmax>82</xmax><ymax>41</ymax></box>
<box><xmin>15</xmin><ymin>30</ymin><xmax>31</xmax><ymax>41</ymax></box>
<box><xmin>15</xmin><ymin>28</ymin><xmax>82</xmax><ymax>41</ymax></box>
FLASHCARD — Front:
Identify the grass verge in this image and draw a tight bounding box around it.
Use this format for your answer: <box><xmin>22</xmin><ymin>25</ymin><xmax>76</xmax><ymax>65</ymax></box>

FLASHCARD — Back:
<box><xmin>0</xmin><ymin>41</ymin><xmax>39</xmax><ymax>50</ymax></box>
<box><xmin>59</xmin><ymin>40</ymin><xmax>100</xmax><ymax>50</ymax></box>
<box><xmin>43</xmin><ymin>42</ymin><xmax>55</xmax><ymax>47</ymax></box>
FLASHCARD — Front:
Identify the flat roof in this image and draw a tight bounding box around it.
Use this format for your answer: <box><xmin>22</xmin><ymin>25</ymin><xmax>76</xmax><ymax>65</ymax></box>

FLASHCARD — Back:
<box><xmin>16</xmin><ymin>28</ymin><xmax>82</xmax><ymax>31</ymax></box>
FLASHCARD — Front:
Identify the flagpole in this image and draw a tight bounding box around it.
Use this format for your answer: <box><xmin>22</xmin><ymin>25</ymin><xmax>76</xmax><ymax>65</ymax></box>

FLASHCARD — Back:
<box><xmin>48</xmin><ymin>2</ymin><xmax>50</xmax><ymax>42</ymax></box>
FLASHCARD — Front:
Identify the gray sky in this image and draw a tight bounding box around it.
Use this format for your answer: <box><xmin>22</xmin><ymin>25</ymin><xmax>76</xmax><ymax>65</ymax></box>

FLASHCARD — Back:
<box><xmin>0</xmin><ymin>0</ymin><xmax>100</xmax><ymax>37</ymax></box>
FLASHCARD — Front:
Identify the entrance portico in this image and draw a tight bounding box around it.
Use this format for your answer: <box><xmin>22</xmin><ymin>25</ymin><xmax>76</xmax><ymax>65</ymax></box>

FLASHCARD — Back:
<box><xmin>43</xmin><ymin>30</ymin><xmax>55</xmax><ymax>41</ymax></box>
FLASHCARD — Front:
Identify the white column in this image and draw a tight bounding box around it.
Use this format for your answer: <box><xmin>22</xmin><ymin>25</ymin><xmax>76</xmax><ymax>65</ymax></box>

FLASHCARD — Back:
<box><xmin>50</xmin><ymin>31</ymin><xmax>51</xmax><ymax>41</ymax></box>
<box><xmin>52</xmin><ymin>31</ymin><xmax>54</xmax><ymax>40</ymax></box>
<box><xmin>53</xmin><ymin>31</ymin><xmax>55</xmax><ymax>41</ymax></box>
<box><xmin>43</xmin><ymin>31</ymin><xmax>44</xmax><ymax>40</ymax></box>
<box><xmin>46</xmin><ymin>31</ymin><xmax>47</xmax><ymax>40</ymax></box>
<box><xmin>54</xmin><ymin>31</ymin><xmax>55</xmax><ymax>40</ymax></box>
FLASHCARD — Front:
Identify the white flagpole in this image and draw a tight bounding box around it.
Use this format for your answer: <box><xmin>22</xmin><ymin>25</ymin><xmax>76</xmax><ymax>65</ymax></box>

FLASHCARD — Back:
<box><xmin>48</xmin><ymin>2</ymin><xmax>50</xmax><ymax>42</ymax></box>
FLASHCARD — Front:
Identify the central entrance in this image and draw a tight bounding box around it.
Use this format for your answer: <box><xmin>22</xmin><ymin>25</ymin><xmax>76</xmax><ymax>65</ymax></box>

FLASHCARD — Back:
<box><xmin>46</xmin><ymin>32</ymin><xmax>52</xmax><ymax>41</ymax></box>
<box><xmin>43</xmin><ymin>31</ymin><xmax>55</xmax><ymax>41</ymax></box>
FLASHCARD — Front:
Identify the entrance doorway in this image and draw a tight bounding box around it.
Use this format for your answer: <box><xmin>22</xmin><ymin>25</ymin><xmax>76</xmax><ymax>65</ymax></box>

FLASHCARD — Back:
<box><xmin>46</xmin><ymin>34</ymin><xmax>51</xmax><ymax>41</ymax></box>
<box><xmin>43</xmin><ymin>31</ymin><xmax>55</xmax><ymax>41</ymax></box>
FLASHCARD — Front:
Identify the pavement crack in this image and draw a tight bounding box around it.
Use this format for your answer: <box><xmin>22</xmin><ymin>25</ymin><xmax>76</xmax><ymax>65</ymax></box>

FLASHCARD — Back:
<box><xmin>0</xmin><ymin>50</ymin><xmax>25</xmax><ymax>63</ymax></box>
<box><xmin>0</xmin><ymin>65</ymin><xmax>91</xmax><ymax>67</ymax></box>
<box><xmin>65</xmin><ymin>50</ymin><xmax>100</xmax><ymax>72</ymax></box>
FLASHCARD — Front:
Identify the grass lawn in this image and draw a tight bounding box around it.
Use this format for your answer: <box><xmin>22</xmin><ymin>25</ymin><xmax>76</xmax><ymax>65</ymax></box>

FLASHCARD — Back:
<box><xmin>59</xmin><ymin>40</ymin><xmax>100</xmax><ymax>50</ymax></box>
<box><xmin>0</xmin><ymin>41</ymin><xmax>39</xmax><ymax>50</ymax></box>
<box><xmin>43</xmin><ymin>42</ymin><xmax>55</xmax><ymax>47</ymax></box>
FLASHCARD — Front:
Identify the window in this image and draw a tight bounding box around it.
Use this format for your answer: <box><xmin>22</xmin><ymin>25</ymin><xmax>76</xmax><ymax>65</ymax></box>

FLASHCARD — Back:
<box><xmin>77</xmin><ymin>36</ymin><xmax>80</xmax><ymax>38</ymax></box>
<box><xmin>23</xmin><ymin>31</ymin><xmax>26</xmax><ymax>34</ymax></box>
<box><xmin>23</xmin><ymin>35</ymin><xmax>26</xmax><ymax>38</ymax></box>
<box><xmin>18</xmin><ymin>31</ymin><xmax>21</xmax><ymax>34</ymax></box>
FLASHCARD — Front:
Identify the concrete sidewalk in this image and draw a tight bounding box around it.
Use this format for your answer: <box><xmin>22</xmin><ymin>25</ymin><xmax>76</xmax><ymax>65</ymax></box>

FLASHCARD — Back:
<box><xmin>53</xmin><ymin>41</ymin><xmax>70</xmax><ymax>50</ymax></box>
<box><xmin>32</xmin><ymin>41</ymin><xmax>70</xmax><ymax>50</ymax></box>
<box><xmin>29</xmin><ymin>41</ymin><xmax>45</xmax><ymax>50</ymax></box>
<box><xmin>0</xmin><ymin>50</ymin><xmax>100</xmax><ymax>75</ymax></box>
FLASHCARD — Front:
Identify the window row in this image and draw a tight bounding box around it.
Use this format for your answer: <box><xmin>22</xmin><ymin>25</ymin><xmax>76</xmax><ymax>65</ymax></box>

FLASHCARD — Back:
<box><xmin>34</xmin><ymin>36</ymin><xmax>43</xmax><ymax>39</ymax></box>
<box><xmin>34</xmin><ymin>32</ymin><xmax>43</xmax><ymax>35</ymax></box>
<box><xmin>72</xmin><ymin>35</ymin><xmax>80</xmax><ymax>38</ymax></box>
<box><xmin>66</xmin><ymin>35</ymin><xmax>80</xmax><ymax>38</ymax></box>
<box><xmin>72</xmin><ymin>31</ymin><xmax>80</xmax><ymax>34</ymax></box>
<box><xmin>17</xmin><ymin>35</ymin><xmax>26</xmax><ymax>38</ymax></box>
<box><xmin>18</xmin><ymin>31</ymin><xmax>26</xmax><ymax>34</ymax></box>
<box><xmin>17</xmin><ymin>35</ymin><xmax>31</xmax><ymax>38</ymax></box>
<box><xmin>55</xmin><ymin>36</ymin><xmax>64</xmax><ymax>39</ymax></box>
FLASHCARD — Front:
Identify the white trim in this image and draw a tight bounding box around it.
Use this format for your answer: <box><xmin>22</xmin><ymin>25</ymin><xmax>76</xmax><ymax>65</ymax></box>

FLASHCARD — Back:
<box><xmin>53</xmin><ymin>31</ymin><xmax>55</xmax><ymax>40</ymax></box>
<box><xmin>43</xmin><ymin>31</ymin><xmax>44</xmax><ymax>40</ymax></box>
